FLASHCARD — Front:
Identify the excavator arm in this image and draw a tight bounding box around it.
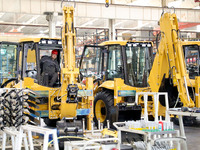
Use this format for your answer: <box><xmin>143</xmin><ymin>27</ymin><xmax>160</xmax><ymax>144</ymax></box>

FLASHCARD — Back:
<box><xmin>148</xmin><ymin>13</ymin><xmax>194</xmax><ymax>108</ymax></box>
<box><xmin>59</xmin><ymin>6</ymin><xmax>80</xmax><ymax>119</ymax></box>
<box><xmin>59</xmin><ymin>7</ymin><xmax>94</xmax><ymax>130</ymax></box>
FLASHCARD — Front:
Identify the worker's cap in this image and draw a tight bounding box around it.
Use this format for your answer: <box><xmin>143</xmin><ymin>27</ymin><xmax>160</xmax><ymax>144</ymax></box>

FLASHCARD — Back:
<box><xmin>52</xmin><ymin>50</ymin><xmax>58</xmax><ymax>55</ymax></box>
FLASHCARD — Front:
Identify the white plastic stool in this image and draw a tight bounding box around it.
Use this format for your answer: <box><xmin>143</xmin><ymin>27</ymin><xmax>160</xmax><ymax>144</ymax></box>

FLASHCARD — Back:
<box><xmin>21</xmin><ymin>124</ymin><xmax>59</xmax><ymax>150</ymax></box>
<box><xmin>1</xmin><ymin>127</ymin><xmax>28</xmax><ymax>150</ymax></box>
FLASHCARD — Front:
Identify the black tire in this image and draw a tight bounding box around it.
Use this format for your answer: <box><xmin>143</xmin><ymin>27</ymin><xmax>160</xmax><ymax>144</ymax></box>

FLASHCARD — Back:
<box><xmin>43</xmin><ymin>118</ymin><xmax>59</xmax><ymax>127</ymax></box>
<box><xmin>94</xmin><ymin>91</ymin><xmax>118</xmax><ymax>127</ymax></box>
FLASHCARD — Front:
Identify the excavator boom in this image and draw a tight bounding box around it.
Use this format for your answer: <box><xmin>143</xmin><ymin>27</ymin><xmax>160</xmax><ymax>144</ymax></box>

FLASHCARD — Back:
<box><xmin>148</xmin><ymin>13</ymin><xmax>194</xmax><ymax>107</ymax></box>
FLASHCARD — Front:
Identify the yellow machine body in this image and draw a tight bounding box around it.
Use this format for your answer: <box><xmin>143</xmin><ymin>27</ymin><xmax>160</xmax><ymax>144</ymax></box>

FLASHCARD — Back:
<box><xmin>14</xmin><ymin>77</ymin><xmax>92</xmax><ymax>119</ymax></box>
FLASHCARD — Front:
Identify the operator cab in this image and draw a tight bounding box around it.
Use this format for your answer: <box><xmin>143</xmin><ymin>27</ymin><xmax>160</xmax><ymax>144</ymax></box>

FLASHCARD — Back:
<box><xmin>18</xmin><ymin>38</ymin><xmax>62</xmax><ymax>87</ymax></box>
<box><xmin>79</xmin><ymin>41</ymin><xmax>153</xmax><ymax>87</ymax></box>
<box><xmin>183</xmin><ymin>42</ymin><xmax>200</xmax><ymax>79</ymax></box>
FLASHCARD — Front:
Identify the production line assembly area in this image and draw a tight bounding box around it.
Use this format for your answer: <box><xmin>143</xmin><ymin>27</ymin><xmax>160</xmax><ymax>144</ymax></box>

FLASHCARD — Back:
<box><xmin>0</xmin><ymin>0</ymin><xmax>200</xmax><ymax>150</ymax></box>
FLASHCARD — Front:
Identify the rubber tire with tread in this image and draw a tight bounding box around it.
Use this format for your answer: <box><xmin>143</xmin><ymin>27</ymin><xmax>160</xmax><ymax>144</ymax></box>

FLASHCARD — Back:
<box><xmin>94</xmin><ymin>91</ymin><xmax>117</xmax><ymax>127</ymax></box>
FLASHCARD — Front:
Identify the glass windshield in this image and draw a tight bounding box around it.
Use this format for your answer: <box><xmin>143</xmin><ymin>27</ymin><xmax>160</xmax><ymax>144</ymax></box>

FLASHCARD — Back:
<box><xmin>80</xmin><ymin>46</ymin><xmax>102</xmax><ymax>78</ymax></box>
<box><xmin>126</xmin><ymin>43</ymin><xmax>152</xmax><ymax>87</ymax></box>
<box><xmin>184</xmin><ymin>45</ymin><xmax>200</xmax><ymax>79</ymax></box>
<box><xmin>106</xmin><ymin>45</ymin><xmax>123</xmax><ymax>80</ymax></box>
<box><xmin>0</xmin><ymin>43</ymin><xmax>17</xmax><ymax>83</ymax></box>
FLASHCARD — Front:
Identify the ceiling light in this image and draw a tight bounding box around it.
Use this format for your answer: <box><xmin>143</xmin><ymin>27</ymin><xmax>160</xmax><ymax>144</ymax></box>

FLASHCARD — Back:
<box><xmin>193</xmin><ymin>6</ymin><xmax>200</xmax><ymax>9</ymax></box>
<box><xmin>43</xmin><ymin>29</ymin><xmax>49</xmax><ymax>33</ymax></box>
<box><xmin>121</xmin><ymin>31</ymin><xmax>129</xmax><ymax>34</ymax></box>
<box><xmin>114</xmin><ymin>20</ymin><xmax>127</xmax><ymax>27</ymax></box>
<box><xmin>128</xmin><ymin>0</ymin><xmax>150</xmax><ymax>6</ymax></box>
<box><xmin>197</xmin><ymin>25</ymin><xmax>200</xmax><ymax>32</ymax></box>
<box><xmin>80</xmin><ymin>19</ymin><xmax>98</xmax><ymax>27</ymax></box>
<box><xmin>0</xmin><ymin>13</ymin><xmax>5</xmax><ymax>18</ymax></box>
<box><xmin>56</xmin><ymin>21</ymin><xmax>62</xmax><ymax>26</ymax></box>
<box><xmin>168</xmin><ymin>0</ymin><xmax>182</xmax><ymax>8</ymax></box>
<box><xmin>17</xmin><ymin>15</ymin><xmax>40</xmax><ymax>31</ymax></box>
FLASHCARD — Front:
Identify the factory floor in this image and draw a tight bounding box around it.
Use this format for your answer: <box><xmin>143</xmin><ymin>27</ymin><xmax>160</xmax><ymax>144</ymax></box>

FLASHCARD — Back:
<box><xmin>3</xmin><ymin>124</ymin><xmax>199</xmax><ymax>150</ymax></box>
<box><xmin>183</xmin><ymin>125</ymin><xmax>200</xmax><ymax>150</ymax></box>
<box><xmin>48</xmin><ymin>122</ymin><xmax>200</xmax><ymax>150</ymax></box>
<box><xmin>52</xmin><ymin>125</ymin><xmax>200</xmax><ymax>150</ymax></box>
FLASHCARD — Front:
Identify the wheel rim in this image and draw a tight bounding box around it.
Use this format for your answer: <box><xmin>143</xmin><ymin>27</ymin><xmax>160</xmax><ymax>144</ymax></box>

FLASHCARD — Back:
<box><xmin>95</xmin><ymin>100</ymin><xmax>107</xmax><ymax>123</ymax></box>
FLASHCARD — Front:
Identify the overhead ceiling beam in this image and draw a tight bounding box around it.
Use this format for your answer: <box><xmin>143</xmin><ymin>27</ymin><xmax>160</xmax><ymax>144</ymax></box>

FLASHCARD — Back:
<box><xmin>0</xmin><ymin>22</ymin><xmax>109</xmax><ymax>30</ymax></box>
<box><xmin>0</xmin><ymin>0</ymin><xmax>199</xmax><ymax>22</ymax></box>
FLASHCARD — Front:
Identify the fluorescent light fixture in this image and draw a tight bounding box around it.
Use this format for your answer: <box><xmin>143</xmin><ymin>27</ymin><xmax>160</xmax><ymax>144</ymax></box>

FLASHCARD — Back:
<box><xmin>193</xmin><ymin>6</ymin><xmax>200</xmax><ymax>9</ymax></box>
<box><xmin>197</xmin><ymin>25</ymin><xmax>200</xmax><ymax>32</ymax></box>
<box><xmin>17</xmin><ymin>15</ymin><xmax>40</xmax><ymax>31</ymax></box>
<box><xmin>133</xmin><ymin>21</ymin><xmax>150</xmax><ymax>29</ymax></box>
<box><xmin>43</xmin><ymin>29</ymin><xmax>49</xmax><ymax>33</ymax></box>
<box><xmin>168</xmin><ymin>0</ymin><xmax>182</xmax><ymax>8</ymax></box>
<box><xmin>56</xmin><ymin>21</ymin><xmax>62</xmax><ymax>26</ymax></box>
<box><xmin>114</xmin><ymin>20</ymin><xmax>127</xmax><ymax>27</ymax></box>
<box><xmin>128</xmin><ymin>0</ymin><xmax>151</xmax><ymax>6</ymax></box>
<box><xmin>0</xmin><ymin>13</ymin><xmax>5</xmax><ymax>18</ymax></box>
<box><xmin>121</xmin><ymin>31</ymin><xmax>129</xmax><ymax>34</ymax></box>
<box><xmin>120</xmin><ymin>21</ymin><xmax>150</xmax><ymax>34</ymax></box>
<box><xmin>80</xmin><ymin>19</ymin><xmax>98</xmax><ymax>27</ymax></box>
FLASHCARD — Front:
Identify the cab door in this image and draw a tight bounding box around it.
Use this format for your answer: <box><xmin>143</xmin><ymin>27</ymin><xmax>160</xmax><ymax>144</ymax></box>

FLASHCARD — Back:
<box><xmin>79</xmin><ymin>45</ymin><xmax>105</xmax><ymax>82</ymax></box>
<box><xmin>0</xmin><ymin>42</ymin><xmax>19</xmax><ymax>85</ymax></box>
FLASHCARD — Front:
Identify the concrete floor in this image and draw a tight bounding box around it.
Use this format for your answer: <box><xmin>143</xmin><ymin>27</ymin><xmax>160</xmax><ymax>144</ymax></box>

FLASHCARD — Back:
<box><xmin>184</xmin><ymin>125</ymin><xmax>200</xmax><ymax>150</ymax></box>
<box><xmin>174</xmin><ymin>124</ymin><xmax>200</xmax><ymax>150</ymax></box>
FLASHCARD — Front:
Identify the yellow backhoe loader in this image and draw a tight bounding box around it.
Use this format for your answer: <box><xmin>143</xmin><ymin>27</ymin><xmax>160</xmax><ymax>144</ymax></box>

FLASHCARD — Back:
<box><xmin>3</xmin><ymin>6</ymin><xmax>94</xmax><ymax>132</ymax></box>
<box><xmin>79</xmin><ymin>12</ymin><xmax>200</xmax><ymax>126</ymax></box>
<box><xmin>80</xmin><ymin>41</ymin><xmax>153</xmax><ymax>126</ymax></box>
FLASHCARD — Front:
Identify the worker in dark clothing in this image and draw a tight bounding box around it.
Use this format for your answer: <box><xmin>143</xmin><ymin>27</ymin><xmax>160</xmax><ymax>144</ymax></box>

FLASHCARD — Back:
<box><xmin>40</xmin><ymin>50</ymin><xmax>59</xmax><ymax>87</ymax></box>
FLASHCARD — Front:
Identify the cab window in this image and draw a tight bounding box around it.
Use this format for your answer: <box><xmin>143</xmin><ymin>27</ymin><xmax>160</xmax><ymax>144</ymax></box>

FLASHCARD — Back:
<box><xmin>184</xmin><ymin>45</ymin><xmax>200</xmax><ymax>79</ymax></box>
<box><xmin>0</xmin><ymin>43</ymin><xmax>18</xmax><ymax>83</ymax></box>
<box><xmin>126</xmin><ymin>43</ymin><xmax>153</xmax><ymax>87</ymax></box>
<box><xmin>106</xmin><ymin>45</ymin><xmax>123</xmax><ymax>80</ymax></box>
<box><xmin>80</xmin><ymin>46</ymin><xmax>102</xmax><ymax>78</ymax></box>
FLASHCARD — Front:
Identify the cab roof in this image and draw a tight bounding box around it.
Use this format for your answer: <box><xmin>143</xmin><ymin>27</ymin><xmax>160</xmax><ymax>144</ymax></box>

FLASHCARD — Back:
<box><xmin>99</xmin><ymin>40</ymin><xmax>153</xmax><ymax>46</ymax></box>
<box><xmin>19</xmin><ymin>37</ymin><xmax>60</xmax><ymax>43</ymax></box>
<box><xmin>181</xmin><ymin>41</ymin><xmax>200</xmax><ymax>46</ymax></box>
